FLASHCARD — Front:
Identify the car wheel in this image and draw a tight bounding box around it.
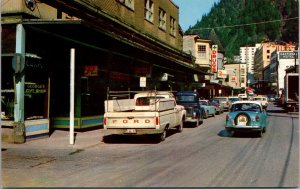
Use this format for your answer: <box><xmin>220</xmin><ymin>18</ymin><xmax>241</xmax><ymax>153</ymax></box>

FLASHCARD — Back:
<box><xmin>258</xmin><ymin>130</ymin><xmax>264</xmax><ymax>137</ymax></box>
<box><xmin>177</xmin><ymin>120</ymin><xmax>183</xmax><ymax>133</ymax></box>
<box><xmin>158</xmin><ymin>130</ymin><xmax>166</xmax><ymax>141</ymax></box>
<box><xmin>263</xmin><ymin>127</ymin><xmax>266</xmax><ymax>133</ymax></box>
<box><xmin>204</xmin><ymin>111</ymin><xmax>208</xmax><ymax>119</ymax></box>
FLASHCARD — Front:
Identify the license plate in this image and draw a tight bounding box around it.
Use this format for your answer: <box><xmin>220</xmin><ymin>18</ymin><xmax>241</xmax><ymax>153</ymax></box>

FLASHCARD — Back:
<box><xmin>125</xmin><ymin>129</ymin><xmax>136</xmax><ymax>134</ymax></box>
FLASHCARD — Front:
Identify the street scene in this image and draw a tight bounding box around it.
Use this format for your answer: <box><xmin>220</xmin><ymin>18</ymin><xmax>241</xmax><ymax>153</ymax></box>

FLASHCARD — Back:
<box><xmin>2</xmin><ymin>102</ymin><xmax>299</xmax><ymax>187</ymax></box>
<box><xmin>1</xmin><ymin>0</ymin><xmax>299</xmax><ymax>188</ymax></box>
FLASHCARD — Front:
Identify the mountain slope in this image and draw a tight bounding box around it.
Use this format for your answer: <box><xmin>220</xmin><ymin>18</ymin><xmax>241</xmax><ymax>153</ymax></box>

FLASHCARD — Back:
<box><xmin>186</xmin><ymin>0</ymin><xmax>299</xmax><ymax>58</ymax></box>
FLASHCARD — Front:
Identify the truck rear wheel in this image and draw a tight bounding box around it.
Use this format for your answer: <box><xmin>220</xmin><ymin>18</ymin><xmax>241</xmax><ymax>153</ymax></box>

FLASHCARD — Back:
<box><xmin>157</xmin><ymin>130</ymin><xmax>166</xmax><ymax>142</ymax></box>
<box><xmin>177</xmin><ymin>120</ymin><xmax>183</xmax><ymax>133</ymax></box>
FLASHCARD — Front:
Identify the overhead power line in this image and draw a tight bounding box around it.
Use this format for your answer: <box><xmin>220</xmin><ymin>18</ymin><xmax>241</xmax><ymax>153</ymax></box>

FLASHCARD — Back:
<box><xmin>190</xmin><ymin>17</ymin><xmax>299</xmax><ymax>31</ymax></box>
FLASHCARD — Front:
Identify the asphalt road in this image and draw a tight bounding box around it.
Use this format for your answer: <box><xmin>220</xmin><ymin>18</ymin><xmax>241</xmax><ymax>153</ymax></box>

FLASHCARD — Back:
<box><xmin>2</xmin><ymin>102</ymin><xmax>299</xmax><ymax>187</ymax></box>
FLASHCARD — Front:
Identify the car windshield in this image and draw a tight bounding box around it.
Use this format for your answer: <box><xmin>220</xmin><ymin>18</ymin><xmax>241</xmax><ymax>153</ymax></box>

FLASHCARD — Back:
<box><xmin>254</xmin><ymin>98</ymin><xmax>264</xmax><ymax>101</ymax></box>
<box><xmin>209</xmin><ymin>99</ymin><xmax>220</xmax><ymax>104</ymax></box>
<box><xmin>231</xmin><ymin>103</ymin><xmax>261</xmax><ymax>112</ymax></box>
<box><xmin>136</xmin><ymin>97</ymin><xmax>164</xmax><ymax>106</ymax></box>
<box><xmin>214</xmin><ymin>98</ymin><xmax>227</xmax><ymax>101</ymax></box>
<box><xmin>199</xmin><ymin>101</ymin><xmax>208</xmax><ymax>106</ymax></box>
<box><xmin>176</xmin><ymin>95</ymin><xmax>196</xmax><ymax>102</ymax></box>
<box><xmin>229</xmin><ymin>97</ymin><xmax>240</xmax><ymax>102</ymax></box>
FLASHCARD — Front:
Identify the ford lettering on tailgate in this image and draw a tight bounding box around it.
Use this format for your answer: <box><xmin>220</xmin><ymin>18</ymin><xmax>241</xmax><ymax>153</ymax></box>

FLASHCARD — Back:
<box><xmin>108</xmin><ymin>118</ymin><xmax>155</xmax><ymax>127</ymax></box>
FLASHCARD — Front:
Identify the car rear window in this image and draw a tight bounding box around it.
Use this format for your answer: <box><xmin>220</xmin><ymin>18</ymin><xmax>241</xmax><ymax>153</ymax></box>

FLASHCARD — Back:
<box><xmin>176</xmin><ymin>95</ymin><xmax>195</xmax><ymax>102</ymax></box>
<box><xmin>214</xmin><ymin>98</ymin><xmax>227</xmax><ymax>101</ymax></box>
<box><xmin>231</xmin><ymin>103</ymin><xmax>261</xmax><ymax>112</ymax></box>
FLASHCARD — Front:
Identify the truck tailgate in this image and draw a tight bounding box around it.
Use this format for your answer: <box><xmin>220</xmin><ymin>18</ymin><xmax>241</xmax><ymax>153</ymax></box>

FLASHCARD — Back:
<box><xmin>105</xmin><ymin>112</ymin><xmax>157</xmax><ymax>129</ymax></box>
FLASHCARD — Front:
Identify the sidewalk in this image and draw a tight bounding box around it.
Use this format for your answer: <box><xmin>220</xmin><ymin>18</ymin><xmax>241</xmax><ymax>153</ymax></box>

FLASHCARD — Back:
<box><xmin>2</xmin><ymin>128</ymin><xmax>106</xmax><ymax>150</ymax></box>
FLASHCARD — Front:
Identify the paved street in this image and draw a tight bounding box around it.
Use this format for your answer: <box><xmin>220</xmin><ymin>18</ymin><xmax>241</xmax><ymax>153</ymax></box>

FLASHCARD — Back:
<box><xmin>2</xmin><ymin>102</ymin><xmax>299</xmax><ymax>187</ymax></box>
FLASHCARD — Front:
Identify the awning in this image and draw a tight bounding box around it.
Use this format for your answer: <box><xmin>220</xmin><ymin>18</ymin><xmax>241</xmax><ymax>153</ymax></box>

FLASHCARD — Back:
<box><xmin>18</xmin><ymin>19</ymin><xmax>209</xmax><ymax>75</ymax></box>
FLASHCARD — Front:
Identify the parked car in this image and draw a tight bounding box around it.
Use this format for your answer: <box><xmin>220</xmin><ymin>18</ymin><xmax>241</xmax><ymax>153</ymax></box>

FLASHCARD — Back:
<box><xmin>238</xmin><ymin>93</ymin><xmax>248</xmax><ymax>98</ymax></box>
<box><xmin>199</xmin><ymin>100</ymin><xmax>216</xmax><ymax>118</ymax></box>
<box><xmin>253</xmin><ymin>95</ymin><xmax>268</xmax><ymax>108</ymax></box>
<box><xmin>228</xmin><ymin>96</ymin><xmax>241</xmax><ymax>103</ymax></box>
<box><xmin>104</xmin><ymin>91</ymin><xmax>186</xmax><ymax>142</ymax></box>
<box><xmin>225</xmin><ymin>101</ymin><xmax>268</xmax><ymax>137</ymax></box>
<box><xmin>175</xmin><ymin>91</ymin><xmax>203</xmax><ymax>127</ymax></box>
<box><xmin>212</xmin><ymin>97</ymin><xmax>231</xmax><ymax>111</ymax></box>
<box><xmin>208</xmin><ymin>99</ymin><xmax>224</xmax><ymax>114</ymax></box>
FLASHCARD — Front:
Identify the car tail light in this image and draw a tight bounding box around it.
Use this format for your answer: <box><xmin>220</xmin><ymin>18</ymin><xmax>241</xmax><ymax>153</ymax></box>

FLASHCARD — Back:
<box><xmin>104</xmin><ymin>117</ymin><xmax>107</xmax><ymax>125</ymax></box>
<box><xmin>226</xmin><ymin>115</ymin><xmax>229</xmax><ymax>121</ymax></box>
<box><xmin>156</xmin><ymin>117</ymin><xmax>159</xmax><ymax>125</ymax></box>
<box><xmin>255</xmin><ymin>115</ymin><xmax>259</xmax><ymax>121</ymax></box>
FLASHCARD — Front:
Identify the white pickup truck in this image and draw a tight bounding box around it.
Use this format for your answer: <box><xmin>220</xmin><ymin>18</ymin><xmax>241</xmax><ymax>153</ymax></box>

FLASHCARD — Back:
<box><xmin>103</xmin><ymin>91</ymin><xmax>186</xmax><ymax>141</ymax></box>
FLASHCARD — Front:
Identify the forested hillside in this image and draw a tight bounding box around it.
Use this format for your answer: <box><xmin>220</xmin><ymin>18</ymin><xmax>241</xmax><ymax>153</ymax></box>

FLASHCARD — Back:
<box><xmin>185</xmin><ymin>0</ymin><xmax>299</xmax><ymax>59</ymax></box>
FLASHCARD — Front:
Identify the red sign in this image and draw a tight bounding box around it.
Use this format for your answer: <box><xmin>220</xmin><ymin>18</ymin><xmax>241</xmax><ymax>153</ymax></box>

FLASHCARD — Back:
<box><xmin>211</xmin><ymin>45</ymin><xmax>218</xmax><ymax>73</ymax></box>
<box><xmin>84</xmin><ymin>65</ymin><xmax>98</xmax><ymax>76</ymax></box>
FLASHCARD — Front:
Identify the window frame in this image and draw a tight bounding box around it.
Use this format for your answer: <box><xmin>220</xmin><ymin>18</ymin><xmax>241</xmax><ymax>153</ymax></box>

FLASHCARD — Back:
<box><xmin>197</xmin><ymin>45</ymin><xmax>207</xmax><ymax>58</ymax></box>
<box><xmin>170</xmin><ymin>16</ymin><xmax>176</xmax><ymax>37</ymax></box>
<box><xmin>159</xmin><ymin>8</ymin><xmax>166</xmax><ymax>31</ymax></box>
<box><xmin>144</xmin><ymin>0</ymin><xmax>154</xmax><ymax>23</ymax></box>
<box><xmin>117</xmin><ymin>0</ymin><xmax>135</xmax><ymax>11</ymax></box>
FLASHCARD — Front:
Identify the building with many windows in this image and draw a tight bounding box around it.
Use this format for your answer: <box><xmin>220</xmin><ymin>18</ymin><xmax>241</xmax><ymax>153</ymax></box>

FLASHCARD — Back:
<box><xmin>253</xmin><ymin>42</ymin><xmax>296</xmax><ymax>80</ymax></box>
<box><xmin>267</xmin><ymin>50</ymin><xmax>298</xmax><ymax>96</ymax></box>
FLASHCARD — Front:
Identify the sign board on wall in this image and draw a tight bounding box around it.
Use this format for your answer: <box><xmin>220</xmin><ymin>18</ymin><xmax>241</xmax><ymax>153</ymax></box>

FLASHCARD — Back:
<box><xmin>279</xmin><ymin>52</ymin><xmax>298</xmax><ymax>59</ymax></box>
<box><xmin>217</xmin><ymin>70</ymin><xmax>227</xmax><ymax>78</ymax></box>
<box><xmin>211</xmin><ymin>45</ymin><xmax>218</xmax><ymax>73</ymax></box>
<box><xmin>140</xmin><ymin>77</ymin><xmax>146</xmax><ymax>87</ymax></box>
<box><xmin>84</xmin><ymin>65</ymin><xmax>98</xmax><ymax>76</ymax></box>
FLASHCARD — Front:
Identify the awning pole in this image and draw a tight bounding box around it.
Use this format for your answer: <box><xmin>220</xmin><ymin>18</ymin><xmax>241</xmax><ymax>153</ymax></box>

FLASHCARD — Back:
<box><xmin>70</xmin><ymin>48</ymin><xmax>75</xmax><ymax>145</ymax></box>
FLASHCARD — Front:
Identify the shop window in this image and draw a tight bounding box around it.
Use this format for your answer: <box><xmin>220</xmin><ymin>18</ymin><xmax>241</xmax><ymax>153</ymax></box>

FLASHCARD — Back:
<box><xmin>144</xmin><ymin>0</ymin><xmax>154</xmax><ymax>23</ymax></box>
<box><xmin>159</xmin><ymin>8</ymin><xmax>166</xmax><ymax>31</ymax></box>
<box><xmin>197</xmin><ymin>45</ymin><xmax>206</xmax><ymax>58</ymax></box>
<box><xmin>170</xmin><ymin>16</ymin><xmax>176</xmax><ymax>37</ymax></box>
<box><xmin>24</xmin><ymin>57</ymin><xmax>49</xmax><ymax>120</ymax></box>
<box><xmin>117</xmin><ymin>0</ymin><xmax>134</xmax><ymax>10</ymax></box>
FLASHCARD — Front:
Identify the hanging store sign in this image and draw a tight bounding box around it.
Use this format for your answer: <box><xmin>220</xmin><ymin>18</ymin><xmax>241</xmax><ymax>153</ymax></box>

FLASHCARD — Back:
<box><xmin>84</xmin><ymin>65</ymin><xmax>98</xmax><ymax>76</ymax></box>
<box><xmin>211</xmin><ymin>45</ymin><xmax>218</xmax><ymax>73</ymax></box>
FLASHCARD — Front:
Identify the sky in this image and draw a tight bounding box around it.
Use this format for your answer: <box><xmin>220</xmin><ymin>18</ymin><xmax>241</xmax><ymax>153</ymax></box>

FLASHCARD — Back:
<box><xmin>172</xmin><ymin>0</ymin><xmax>220</xmax><ymax>32</ymax></box>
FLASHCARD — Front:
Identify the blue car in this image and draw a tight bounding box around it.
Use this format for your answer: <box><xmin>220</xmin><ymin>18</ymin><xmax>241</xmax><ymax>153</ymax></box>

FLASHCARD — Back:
<box><xmin>225</xmin><ymin>101</ymin><xmax>268</xmax><ymax>137</ymax></box>
<box><xmin>199</xmin><ymin>100</ymin><xmax>216</xmax><ymax>118</ymax></box>
<box><xmin>175</xmin><ymin>91</ymin><xmax>203</xmax><ymax>127</ymax></box>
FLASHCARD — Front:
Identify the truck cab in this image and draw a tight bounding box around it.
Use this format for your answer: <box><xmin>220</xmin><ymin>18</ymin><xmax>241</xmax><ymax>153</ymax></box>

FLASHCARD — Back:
<box><xmin>175</xmin><ymin>91</ymin><xmax>203</xmax><ymax>127</ymax></box>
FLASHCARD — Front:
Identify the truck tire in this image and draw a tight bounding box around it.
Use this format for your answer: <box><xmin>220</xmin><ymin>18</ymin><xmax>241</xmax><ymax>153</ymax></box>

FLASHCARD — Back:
<box><xmin>177</xmin><ymin>120</ymin><xmax>183</xmax><ymax>133</ymax></box>
<box><xmin>157</xmin><ymin>130</ymin><xmax>166</xmax><ymax>142</ymax></box>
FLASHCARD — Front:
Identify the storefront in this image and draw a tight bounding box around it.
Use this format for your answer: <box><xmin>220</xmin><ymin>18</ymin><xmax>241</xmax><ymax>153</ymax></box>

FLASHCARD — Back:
<box><xmin>2</xmin><ymin>19</ymin><xmax>206</xmax><ymax>142</ymax></box>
